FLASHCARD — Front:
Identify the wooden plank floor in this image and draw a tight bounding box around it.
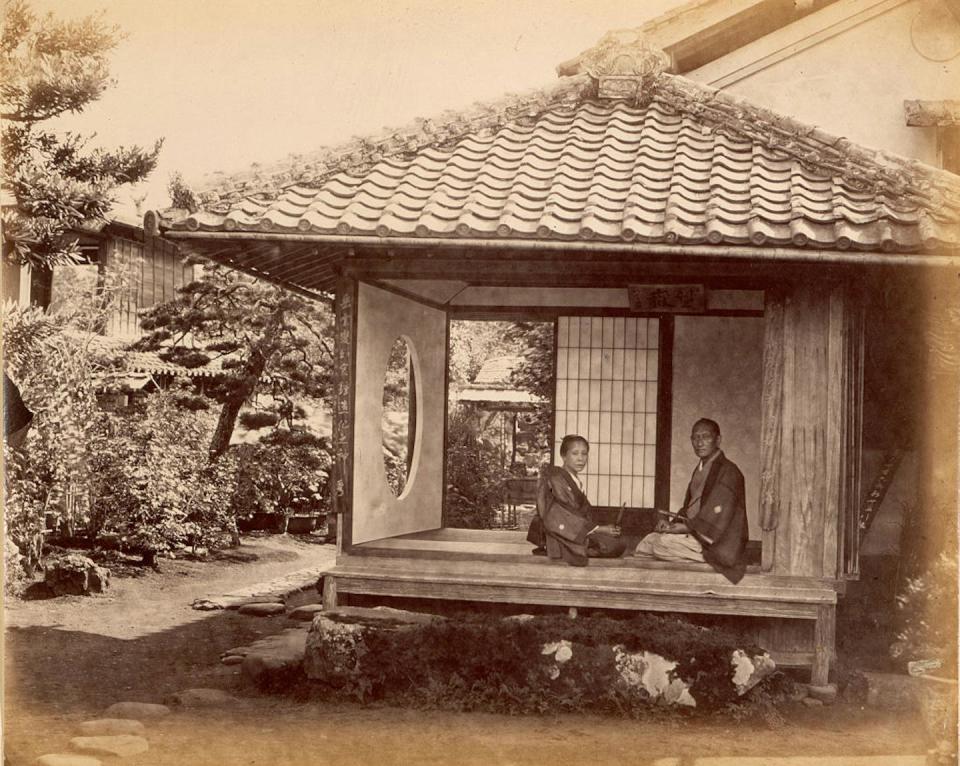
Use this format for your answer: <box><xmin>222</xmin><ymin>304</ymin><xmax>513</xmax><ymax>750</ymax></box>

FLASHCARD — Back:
<box><xmin>353</xmin><ymin>527</ymin><xmax>743</xmax><ymax>573</ymax></box>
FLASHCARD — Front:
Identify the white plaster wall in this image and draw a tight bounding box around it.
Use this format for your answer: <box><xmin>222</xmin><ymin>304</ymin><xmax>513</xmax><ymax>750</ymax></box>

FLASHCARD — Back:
<box><xmin>352</xmin><ymin>283</ymin><xmax>446</xmax><ymax>544</ymax></box>
<box><xmin>691</xmin><ymin>0</ymin><xmax>958</xmax><ymax>164</ymax></box>
<box><xmin>669</xmin><ymin>316</ymin><xmax>764</xmax><ymax>540</ymax></box>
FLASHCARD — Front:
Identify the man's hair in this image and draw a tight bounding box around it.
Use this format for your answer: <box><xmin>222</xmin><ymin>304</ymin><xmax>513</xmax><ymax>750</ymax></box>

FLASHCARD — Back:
<box><xmin>560</xmin><ymin>434</ymin><xmax>590</xmax><ymax>456</ymax></box>
<box><xmin>692</xmin><ymin>418</ymin><xmax>720</xmax><ymax>437</ymax></box>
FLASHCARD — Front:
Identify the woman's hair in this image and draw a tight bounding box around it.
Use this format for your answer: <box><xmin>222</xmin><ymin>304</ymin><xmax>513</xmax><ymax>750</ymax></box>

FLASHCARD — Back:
<box><xmin>560</xmin><ymin>434</ymin><xmax>590</xmax><ymax>456</ymax></box>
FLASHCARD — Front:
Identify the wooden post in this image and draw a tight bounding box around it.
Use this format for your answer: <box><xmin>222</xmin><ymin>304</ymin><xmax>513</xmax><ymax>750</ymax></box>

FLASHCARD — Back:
<box><xmin>322</xmin><ymin>575</ymin><xmax>338</xmax><ymax>611</ymax></box>
<box><xmin>759</xmin><ymin>290</ymin><xmax>785</xmax><ymax>571</ymax></box>
<box><xmin>811</xmin><ymin>603</ymin><xmax>836</xmax><ymax>685</ymax></box>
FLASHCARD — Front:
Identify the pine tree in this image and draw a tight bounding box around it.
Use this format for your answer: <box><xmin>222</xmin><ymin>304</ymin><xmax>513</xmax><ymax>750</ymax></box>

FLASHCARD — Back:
<box><xmin>1</xmin><ymin>0</ymin><xmax>162</xmax><ymax>269</ymax></box>
<box><xmin>135</xmin><ymin>256</ymin><xmax>335</xmax><ymax>460</ymax></box>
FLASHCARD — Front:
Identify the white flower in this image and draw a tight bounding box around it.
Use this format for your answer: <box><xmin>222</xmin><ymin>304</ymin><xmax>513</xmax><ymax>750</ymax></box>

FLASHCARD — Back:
<box><xmin>547</xmin><ymin>665</ymin><xmax>560</xmax><ymax>680</ymax></box>
<box><xmin>542</xmin><ymin>641</ymin><xmax>560</xmax><ymax>655</ymax></box>
<box><xmin>555</xmin><ymin>644</ymin><xmax>573</xmax><ymax>664</ymax></box>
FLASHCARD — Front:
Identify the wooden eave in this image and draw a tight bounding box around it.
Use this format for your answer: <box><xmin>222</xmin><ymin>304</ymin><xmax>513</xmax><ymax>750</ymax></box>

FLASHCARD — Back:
<box><xmin>163</xmin><ymin>231</ymin><xmax>958</xmax><ymax>308</ymax></box>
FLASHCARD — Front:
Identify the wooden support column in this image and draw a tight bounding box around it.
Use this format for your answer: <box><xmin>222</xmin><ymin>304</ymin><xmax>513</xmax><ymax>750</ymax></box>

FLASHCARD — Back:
<box><xmin>822</xmin><ymin>286</ymin><xmax>846</xmax><ymax>578</ymax></box>
<box><xmin>322</xmin><ymin>575</ymin><xmax>338</xmax><ymax>611</ymax></box>
<box><xmin>759</xmin><ymin>290</ymin><xmax>785</xmax><ymax>571</ymax></box>
<box><xmin>332</xmin><ymin>275</ymin><xmax>358</xmax><ymax>554</ymax></box>
<box><xmin>775</xmin><ymin>285</ymin><xmax>830</xmax><ymax>578</ymax></box>
<box><xmin>811</xmin><ymin>603</ymin><xmax>836</xmax><ymax>685</ymax></box>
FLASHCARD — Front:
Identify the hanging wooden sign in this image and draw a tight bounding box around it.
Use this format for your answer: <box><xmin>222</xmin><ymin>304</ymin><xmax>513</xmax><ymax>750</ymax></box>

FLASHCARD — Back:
<box><xmin>627</xmin><ymin>284</ymin><xmax>705</xmax><ymax>313</ymax></box>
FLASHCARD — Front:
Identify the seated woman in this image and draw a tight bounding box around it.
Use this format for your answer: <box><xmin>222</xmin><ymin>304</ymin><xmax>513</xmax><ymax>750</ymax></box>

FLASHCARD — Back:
<box><xmin>526</xmin><ymin>434</ymin><xmax>625</xmax><ymax>566</ymax></box>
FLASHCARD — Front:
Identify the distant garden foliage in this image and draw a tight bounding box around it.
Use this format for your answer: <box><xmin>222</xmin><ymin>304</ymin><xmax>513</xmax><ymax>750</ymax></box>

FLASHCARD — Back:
<box><xmin>443</xmin><ymin>407</ymin><xmax>509</xmax><ymax>529</ymax></box>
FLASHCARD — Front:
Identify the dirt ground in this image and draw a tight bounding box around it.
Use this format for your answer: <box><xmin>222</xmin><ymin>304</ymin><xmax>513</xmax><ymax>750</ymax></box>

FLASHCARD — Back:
<box><xmin>2</xmin><ymin>536</ymin><xmax>934</xmax><ymax>765</ymax></box>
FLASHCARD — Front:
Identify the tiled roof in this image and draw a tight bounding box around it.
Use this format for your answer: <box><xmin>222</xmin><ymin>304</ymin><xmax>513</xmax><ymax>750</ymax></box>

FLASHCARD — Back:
<box><xmin>468</xmin><ymin>356</ymin><xmax>524</xmax><ymax>388</ymax></box>
<box><xmin>85</xmin><ymin>334</ymin><xmax>226</xmax><ymax>379</ymax></box>
<box><xmin>458</xmin><ymin>356</ymin><xmax>542</xmax><ymax>406</ymax></box>
<box><xmin>153</xmin><ymin>37</ymin><xmax>960</xmax><ymax>285</ymax></box>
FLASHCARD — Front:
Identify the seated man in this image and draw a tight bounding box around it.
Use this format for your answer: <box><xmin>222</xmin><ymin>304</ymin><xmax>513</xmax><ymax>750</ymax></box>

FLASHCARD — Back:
<box><xmin>634</xmin><ymin>418</ymin><xmax>748</xmax><ymax>583</ymax></box>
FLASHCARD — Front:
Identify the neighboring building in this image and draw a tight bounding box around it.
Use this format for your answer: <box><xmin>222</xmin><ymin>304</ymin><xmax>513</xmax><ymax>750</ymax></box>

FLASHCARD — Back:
<box><xmin>456</xmin><ymin>354</ymin><xmax>547</xmax><ymax>476</ymax></box>
<box><xmin>148</xmin><ymin>21</ymin><xmax>958</xmax><ymax>685</ymax></box>
<box><xmin>3</xmin><ymin>215</ymin><xmax>207</xmax><ymax>402</ymax></box>
<box><xmin>3</xmin><ymin>215</ymin><xmax>195</xmax><ymax>335</ymax></box>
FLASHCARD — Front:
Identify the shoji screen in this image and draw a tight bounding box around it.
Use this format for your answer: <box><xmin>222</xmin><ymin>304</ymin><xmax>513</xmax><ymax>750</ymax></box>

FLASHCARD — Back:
<box><xmin>554</xmin><ymin>316</ymin><xmax>659</xmax><ymax>507</ymax></box>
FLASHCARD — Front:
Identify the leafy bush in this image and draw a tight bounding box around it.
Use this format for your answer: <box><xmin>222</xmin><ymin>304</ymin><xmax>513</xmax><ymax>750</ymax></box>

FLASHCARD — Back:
<box><xmin>2</xmin><ymin>302</ymin><xmax>124</xmax><ymax>564</ymax></box>
<box><xmin>892</xmin><ymin>502</ymin><xmax>958</xmax><ymax>675</ymax></box>
<box><xmin>230</xmin><ymin>428</ymin><xmax>331</xmax><ymax>524</ymax></box>
<box><xmin>444</xmin><ymin>407</ymin><xmax>507</xmax><ymax>528</ymax></box>
<box><xmin>89</xmin><ymin>393</ymin><xmax>239</xmax><ymax>558</ymax></box>
<box><xmin>307</xmin><ymin>612</ymin><xmax>765</xmax><ymax>715</ymax></box>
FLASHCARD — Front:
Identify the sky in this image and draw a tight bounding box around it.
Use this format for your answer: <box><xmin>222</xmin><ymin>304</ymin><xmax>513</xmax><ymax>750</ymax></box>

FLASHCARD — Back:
<box><xmin>35</xmin><ymin>0</ymin><xmax>683</xmax><ymax>214</ymax></box>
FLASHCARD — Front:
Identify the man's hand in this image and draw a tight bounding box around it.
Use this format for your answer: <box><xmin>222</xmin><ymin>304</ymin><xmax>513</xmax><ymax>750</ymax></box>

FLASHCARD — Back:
<box><xmin>591</xmin><ymin>524</ymin><xmax>621</xmax><ymax>537</ymax></box>
<box><xmin>655</xmin><ymin>517</ymin><xmax>687</xmax><ymax>534</ymax></box>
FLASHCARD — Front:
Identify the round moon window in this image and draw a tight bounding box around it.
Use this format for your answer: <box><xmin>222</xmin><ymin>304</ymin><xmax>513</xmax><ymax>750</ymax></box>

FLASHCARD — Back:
<box><xmin>382</xmin><ymin>337</ymin><xmax>417</xmax><ymax>496</ymax></box>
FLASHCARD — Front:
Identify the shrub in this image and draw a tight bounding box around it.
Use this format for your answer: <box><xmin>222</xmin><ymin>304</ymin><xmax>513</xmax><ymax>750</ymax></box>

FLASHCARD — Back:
<box><xmin>2</xmin><ymin>302</ymin><xmax>124</xmax><ymax>560</ymax></box>
<box><xmin>892</xmin><ymin>502</ymin><xmax>958</xmax><ymax>675</ymax></box>
<box><xmin>230</xmin><ymin>428</ymin><xmax>331</xmax><ymax>525</ymax></box>
<box><xmin>89</xmin><ymin>393</ymin><xmax>239</xmax><ymax>558</ymax></box>
<box><xmin>307</xmin><ymin>612</ymin><xmax>765</xmax><ymax>715</ymax></box>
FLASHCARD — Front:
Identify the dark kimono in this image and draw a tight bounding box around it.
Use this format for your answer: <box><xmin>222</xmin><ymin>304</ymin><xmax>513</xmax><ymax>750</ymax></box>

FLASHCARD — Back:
<box><xmin>526</xmin><ymin>466</ymin><xmax>624</xmax><ymax>566</ymax></box>
<box><xmin>680</xmin><ymin>452</ymin><xmax>748</xmax><ymax>583</ymax></box>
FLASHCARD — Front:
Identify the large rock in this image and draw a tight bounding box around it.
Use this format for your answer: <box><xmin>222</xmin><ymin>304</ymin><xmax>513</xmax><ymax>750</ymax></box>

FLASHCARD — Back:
<box><xmin>77</xmin><ymin>719</ymin><xmax>145</xmax><ymax>736</ymax></box>
<box><xmin>303</xmin><ymin>607</ymin><xmax>444</xmax><ymax>683</ymax></box>
<box><xmin>166</xmin><ymin>688</ymin><xmax>241</xmax><ymax>708</ymax></box>
<box><xmin>44</xmin><ymin>555</ymin><xmax>109</xmax><ymax>596</ymax></box>
<box><xmin>36</xmin><ymin>756</ymin><xmax>102</xmax><ymax>766</ymax></box>
<box><xmin>69</xmin><ymin>735</ymin><xmax>149</xmax><ymax>757</ymax></box>
<box><xmin>103</xmin><ymin>701</ymin><xmax>170</xmax><ymax>719</ymax></box>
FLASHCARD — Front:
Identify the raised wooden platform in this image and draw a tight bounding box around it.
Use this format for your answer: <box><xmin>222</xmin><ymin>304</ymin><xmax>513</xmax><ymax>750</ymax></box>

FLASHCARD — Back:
<box><xmin>329</xmin><ymin>528</ymin><xmax>839</xmax><ymax>683</ymax></box>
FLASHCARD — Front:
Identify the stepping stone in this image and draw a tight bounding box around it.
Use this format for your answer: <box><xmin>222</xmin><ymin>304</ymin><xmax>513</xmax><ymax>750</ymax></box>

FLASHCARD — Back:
<box><xmin>166</xmin><ymin>688</ymin><xmax>241</xmax><ymax>707</ymax></box>
<box><xmin>191</xmin><ymin>599</ymin><xmax>223</xmax><ymax>611</ymax></box>
<box><xmin>36</xmin><ymin>756</ymin><xmax>102</xmax><ymax>766</ymax></box>
<box><xmin>806</xmin><ymin>683</ymin><xmax>839</xmax><ymax>704</ymax></box>
<box><xmin>239</xmin><ymin>602</ymin><xmax>286</xmax><ymax>616</ymax></box>
<box><xmin>77</xmin><ymin>719</ymin><xmax>146</xmax><ymax>736</ymax></box>
<box><xmin>221</xmin><ymin>654</ymin><xmax>244</xmax><ymax>665</ymax></box>
<box><xmin>70</xmin><ymin>735</ymin><xmax>149</xmax><ymax>757</ymax></box>
<box><xmin>103</xmin><ymin>701</ymin><xmax>170</xmax><ymax>719</ymax></box>
<box><xmin>240</xmin><ymin>627</ymin><xmax>308</xmax><ymax>689</ymax></box>
<box><xmin>288</xmin><ymin>604</ymin><xmax>325</xmax><ymax>621</ymax></box>
<box><xmin>802</xmin><ymin>696</ymin><xmax>824</xmax><ymax>707</ymax></box>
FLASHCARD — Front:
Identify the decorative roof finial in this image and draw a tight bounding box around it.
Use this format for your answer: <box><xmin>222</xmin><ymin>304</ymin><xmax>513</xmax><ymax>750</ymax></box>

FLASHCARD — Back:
<box><xmin>557</xmin><ymin>29</ymin><xmax>670</xmax><ymax>101</ymax></box>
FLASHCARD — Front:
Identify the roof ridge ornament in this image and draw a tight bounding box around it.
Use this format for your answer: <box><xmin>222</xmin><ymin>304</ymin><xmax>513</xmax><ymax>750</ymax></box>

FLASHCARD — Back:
<box><xmin>558</xmin><ymin>29</ymin><xmax>670</xmax><ymax>101</ymax></box>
